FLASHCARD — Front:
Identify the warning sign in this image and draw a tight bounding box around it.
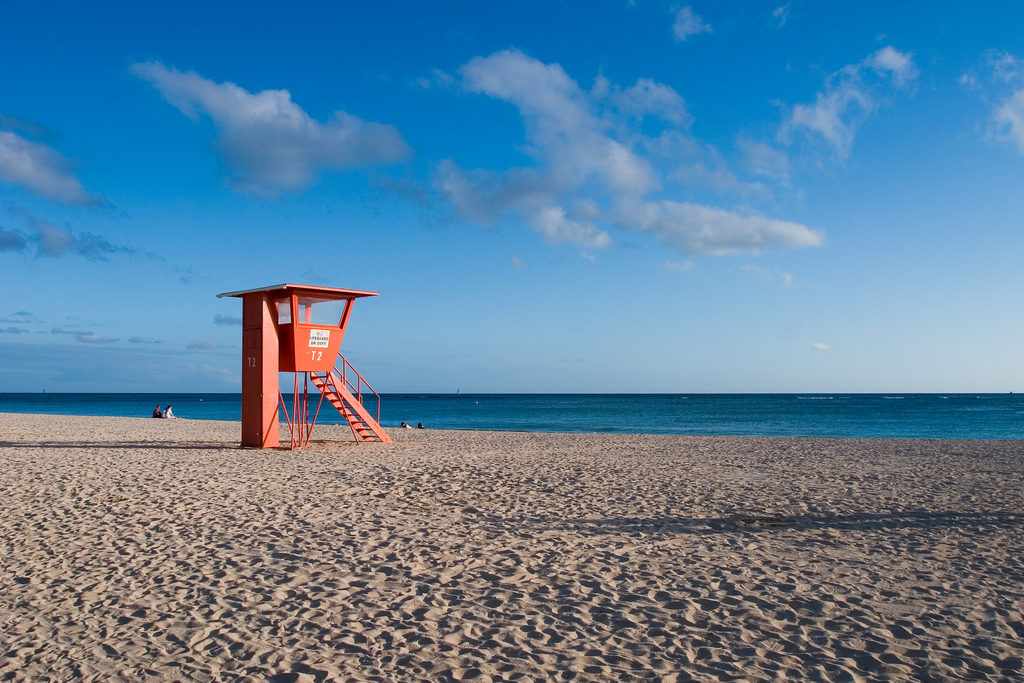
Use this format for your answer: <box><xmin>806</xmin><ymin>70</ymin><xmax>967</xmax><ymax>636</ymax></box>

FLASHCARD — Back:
<box><xmin>308</xmin><ymin>329</ymin><xmax>331</xmax><ymax>348</ymax></box>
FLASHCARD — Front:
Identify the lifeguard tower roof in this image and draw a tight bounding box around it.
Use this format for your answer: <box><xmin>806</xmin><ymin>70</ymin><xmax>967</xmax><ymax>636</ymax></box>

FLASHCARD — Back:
<box><xmin>217</xmin><ymin>283</ymin><xmax>379</xmax><ymax>302</ymax></box>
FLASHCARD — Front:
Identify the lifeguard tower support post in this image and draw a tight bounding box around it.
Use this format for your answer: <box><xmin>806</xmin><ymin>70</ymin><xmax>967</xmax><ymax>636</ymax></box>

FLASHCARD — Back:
<box><xmin>217</xmin><ymin>283</ymin><xmax>391</xmax><ymax>448</ymax></box>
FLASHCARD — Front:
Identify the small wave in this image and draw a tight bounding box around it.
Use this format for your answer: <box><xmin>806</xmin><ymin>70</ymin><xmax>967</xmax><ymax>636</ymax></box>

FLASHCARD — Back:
<box><xmin>883</xmin><ymin>396</ymin><xmax>904</xmax><ymax>400</ymax></box>
<box><xmin>797</xmin><ymin>396</ymin><xmax>834</xmax><ymax>400</ymax></box>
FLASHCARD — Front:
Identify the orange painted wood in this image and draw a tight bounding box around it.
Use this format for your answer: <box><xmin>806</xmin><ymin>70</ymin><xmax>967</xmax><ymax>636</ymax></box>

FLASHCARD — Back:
<box><xmin>241</xmin><ymin>293</ymin><xmax>280</xmax><ymax>448</ymax></box>
<box><xmin>219</xmin><ymin>283</ymin><xmax>386</xmax><ymax>449</ymax></box>
<box><xmin>278</xmin><ymin>322</ymin><xmax>345</xmax><ymax>372</ymax></box>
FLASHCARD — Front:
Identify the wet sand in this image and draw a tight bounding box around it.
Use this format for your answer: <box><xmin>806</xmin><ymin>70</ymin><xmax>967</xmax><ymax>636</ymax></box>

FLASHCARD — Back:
<box><xmin>1</xmin><ymin>412</ymin><xmax>1022</xmax><ymax>681</ymax></box>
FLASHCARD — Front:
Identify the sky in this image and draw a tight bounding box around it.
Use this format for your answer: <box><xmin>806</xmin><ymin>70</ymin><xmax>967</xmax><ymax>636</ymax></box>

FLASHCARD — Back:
<box><xmin>1</xmin><ymin>1</ymin><xmax>1023</xmax><ymax>393</ymax></box>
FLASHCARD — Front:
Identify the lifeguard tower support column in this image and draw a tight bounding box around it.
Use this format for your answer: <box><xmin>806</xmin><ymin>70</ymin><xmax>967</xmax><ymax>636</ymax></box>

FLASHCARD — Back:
<box><xmin>217</xmin><ymin>283</ymin><xmax>390</xmax><ymax>448</ymax></box>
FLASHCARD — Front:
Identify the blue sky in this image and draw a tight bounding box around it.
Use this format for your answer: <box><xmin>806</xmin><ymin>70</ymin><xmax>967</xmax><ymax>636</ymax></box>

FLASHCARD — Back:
<box><xmin>2</xmin><ymin>1</ymin><xmax>1023</xmax><ymax>393</ymax></box>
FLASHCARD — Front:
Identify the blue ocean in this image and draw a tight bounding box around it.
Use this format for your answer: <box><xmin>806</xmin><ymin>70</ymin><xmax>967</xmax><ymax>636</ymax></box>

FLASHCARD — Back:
<box><xmin>0</xmin><ymin>393</ymin><xmax>1021</xmax><ymax>440</ymax></box>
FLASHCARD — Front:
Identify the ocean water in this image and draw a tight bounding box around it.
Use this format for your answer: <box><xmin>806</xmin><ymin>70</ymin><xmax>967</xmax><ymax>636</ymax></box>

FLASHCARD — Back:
<box><xmin>1</xmin><ymin>392</ymin><xmax>1022</xmax><ymax>440</ymax></box>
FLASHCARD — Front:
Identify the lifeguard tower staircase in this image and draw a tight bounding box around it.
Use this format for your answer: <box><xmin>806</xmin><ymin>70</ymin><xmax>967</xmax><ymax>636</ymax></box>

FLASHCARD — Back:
<box><xmin>217</xmin><ymin>283</ymin><xmax>391</xmax><ymax>449</ymax></box>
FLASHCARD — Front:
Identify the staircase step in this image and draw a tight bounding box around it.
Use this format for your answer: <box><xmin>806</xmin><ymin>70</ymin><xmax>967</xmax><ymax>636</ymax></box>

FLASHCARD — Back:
<box><xmin>309</xmin><ymin>369</ymin><xmax>392</xmax><ymax>444</ymax></box>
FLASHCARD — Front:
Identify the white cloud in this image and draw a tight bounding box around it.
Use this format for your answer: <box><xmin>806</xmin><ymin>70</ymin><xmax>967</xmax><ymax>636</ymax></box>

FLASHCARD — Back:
<box><xmin>51</xmin><ymin>327</ymin><xmax>117</xmax><ymax>344</ymax></box>
<box><xmin>987</xmin><ymin>51</ymin><xmax>1023</xmax><ymax>82</ymax></box>
<box><xmin>741</xmin><ymin>264</ymin><xmax>794</xmax><ymax>286</ymax></box>
<box><xmin>813</xmin><ymin>342</ymin><xmax>831</xmax><ymax>351</ymax></box>
<box><xmin>772</xmin><ymin>3</ymin><xmax>791</xmax><ymax>29</ymax></box>
<box><xmin>781</xmin><ymin>47</ymin><xmax>916</xmax><ymax>158</ymax></box>
<box><xmin>438</xmin><ymin>49</ymin><xmax>818</xmax><ymax>256</ymax></box>
<box><xmin>433</xmin><ymin>160</ymin><xmax>497</xmax><ymax>225</ymax></box>
<box><xmin>995</xmin><ymin>89</ymin><xmax>1024</xmax><ymax>152</ymax></box>
<box><xmin>77</xmin><ymin>333</ymin><xmax>117</xmax><ymax>344</ymax></box>
<box><xmin>958</xmin><ymin>71</ymin><xmax>979</xmax><ymax>89</ymax></box>
<box><xmin>530</xmin><ymin>205</ymin><xmax>610</xmax><ymax>248</ymax></box>
<box><xmin>461</xmin><ymin>50</ymin><xmax>657</xmax><ymax>197</ymax></box>
<box><xmin>960</xmin><ymin>51</ymin><xmax>1024</xmax><ymax>155</ymax></box>
<box><xmin>788</xmin><ymin>84</ymin><xmax>870</xmax><ymax>157</ymax></box>
<box><xmin>738</xmin><ymin>138</ymin><xmax>790</xmax><ymax>182</ymax></box>
<box><xmin>213</xmin><ymin>314</ymin><xmax>242</xmax><ymax>326</ymax></box>
<box><xmin>412</xmin><ymin>68</ymin><xmax>456</xmax><ymax>90</ymax></box>
<box><xmin>187</xmin><ymin>340</ymin><xmax>225</xmax><ymax>350</ymax></box>
<box><xmin>865</xmin><ymin>46</ymin><xmax>918</xmax><ymax>87</ymax></box>
<box><xmin>132</xmin><ymin>61</ymin><xmax>411</xmax><ymax>196</ymax></box>
<box><xmin>35</xmin><ymin>220</ymin><xmax>75</xmax><ymax>256</ymax></box>
<box><xmin>983</xmin><ymin>53</ymin><xmax>1024</xmax><ymax>153</ymax></box>
<box><xmin>631</xmin><ymin>201</ymin><xmax>822</xmax><ymax>255</ymax></box>
<box><xmin>669</xmin><ymin>161</ymin><xmax>770</xmax><ymax>198</ymax></box>
<box><xmin>434</xmin><ymin>159</ymin><xmax>555</xmax><ymax>225</ymax></box>
<box><xmin>15</xmin><ymin>210</ymin><xmax>130</xmax><ymax>260</ymax></box>
<box><xmin>0</xmin><ymin>311</ymin><xmax>41</xmax><ymax>323</ymax></box>
<box><xmin>666</xmin><ymin>260</ymin><xmax>694</xmax><ymax>272</ymax></box>
<box><xmin>0</xmin><ymin>130</ymin><xmax>96</xmax><ymax>205</ymax></box>
<box><xmin>610</xmin><ymin>78</ymin><xmax>690</xmax><ymax>125</ymax></box>
<box><xmin>672</xmin><ymin>7</ymin><xmax>712</xmax><ymax>42</ymax></box>
<box><xmin>643</xmin><ymin>130</ymin><xmax>699</xmax><ymax>159</ymax></box>
<box><xmin>0</xmin><ymin>228</ymin><xmax>28</xmax><ymax>252</ymax></box>
<box><xmin>461</xmin><ymin>50</ymin><xmax>590</xmax><ymax>133</ymax></box>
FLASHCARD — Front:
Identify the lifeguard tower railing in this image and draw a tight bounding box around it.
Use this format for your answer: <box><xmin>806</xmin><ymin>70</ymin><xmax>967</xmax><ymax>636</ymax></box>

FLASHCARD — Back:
<box><xmin>335</xmin><ymin>353</ymin><xmax>382</xmax><ymax>424</ymax></box>
<box><xmin>284</xmin><ymin>352</ymin><xmax>385</xmax><ymax>448</ymax></box>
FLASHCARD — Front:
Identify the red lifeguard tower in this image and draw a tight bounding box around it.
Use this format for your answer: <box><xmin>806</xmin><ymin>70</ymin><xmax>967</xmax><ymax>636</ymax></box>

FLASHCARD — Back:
<box><xmin>217</xmin><ymin>283</ymin><xmax>391</xmax><ymax>448</ymax></box>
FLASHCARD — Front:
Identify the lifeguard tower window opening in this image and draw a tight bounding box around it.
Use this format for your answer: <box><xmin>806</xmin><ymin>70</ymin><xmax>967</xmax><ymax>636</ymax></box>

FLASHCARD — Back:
<box><xmin>276</xmin><ymin>299</ymin><xmax>345</xmax><ymax>326</ymax></box>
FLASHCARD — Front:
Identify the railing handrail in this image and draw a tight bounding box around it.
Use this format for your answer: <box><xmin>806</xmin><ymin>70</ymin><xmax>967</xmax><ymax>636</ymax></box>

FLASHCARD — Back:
<box><xmin>337</xmin><ymin>352</ymin><xmax>382</xmax><ymax>423</ymax></box>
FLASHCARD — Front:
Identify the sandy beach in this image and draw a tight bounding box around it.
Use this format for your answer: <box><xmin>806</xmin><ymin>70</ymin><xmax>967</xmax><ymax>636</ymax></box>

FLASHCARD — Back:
<box><xmin>1</xmin><ymin>413</ymin><xmax>1022</xmax><ymax>681</ymax></box>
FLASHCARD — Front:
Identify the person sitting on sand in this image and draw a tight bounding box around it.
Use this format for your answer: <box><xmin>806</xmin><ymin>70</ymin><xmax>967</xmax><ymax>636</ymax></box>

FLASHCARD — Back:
<box><xmin>416</xmin><ymin>422</ymin><xmax>425</xmax><ymax>429</ymax></box>
<box><xmin>152</xmin><ymin>405</ymin><xmax>162</xmax><ymax>418</ymax></box>
<box><xmin>162</xmin><ymin>405</ymin><xmax>175</xmax><ymax>419</ymax></box>
<box><xmin>401</xmin><ymin>422</ymin><xmax>413</xmax><ymax>429</ymax></box>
